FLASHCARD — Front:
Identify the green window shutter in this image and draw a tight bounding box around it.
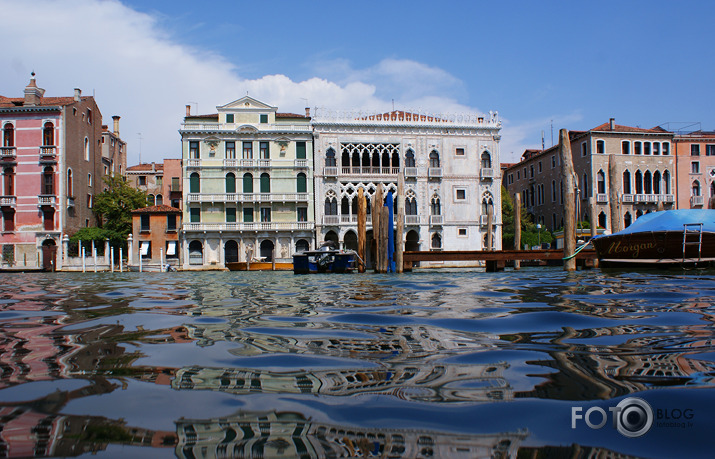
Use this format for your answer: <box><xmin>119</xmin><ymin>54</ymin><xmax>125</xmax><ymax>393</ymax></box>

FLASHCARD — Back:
<box><xmin>260</xmin><ymin>173</ymin><xmax>270</xmax><ymax>193</ymax></box>
<box><xmin>190</xmin><ymin>208</ymin><xmax>200</xmax><ymax>222</ymax></box>
<box><xmin>189</xmin><ymin>173</ymin><xmax>200</xmax><ymax>193</ymax></box>
<box><xmin>226</xmin><ymin>174</ymin><xmax>236</xmax><ymax>193</ymax></box>
<box><xmin>296</xmin><ymin>141</ymin><xmax>306</xmax><ymax>159</ymax></box>
<box><xmin>260</xmin><ymin>114</ymin><xmax>268</xmax><ymax>123</ymax></box>
<box><xmin>226</xmin><ymin>114</ymin><xmax>234</xmax><ymax>123</ymax></box>
<box><xmin>243</xmin><ymin>208</ymin><xmax>253</xmax><ymax>222</ymax></box>
<box><xmin>243</xmin><ymin>174</ymin><xmax>253</xmax><ymax>193</ymax></box>
<box><xmin>226</xmin><ymin>207</ymin><xmax>236</xmax><ymax>222</ymax></box>
<box><xmin>297</xmin><ymin>173</ymin><xmax>307</xmax><ymax>193</ymax></box>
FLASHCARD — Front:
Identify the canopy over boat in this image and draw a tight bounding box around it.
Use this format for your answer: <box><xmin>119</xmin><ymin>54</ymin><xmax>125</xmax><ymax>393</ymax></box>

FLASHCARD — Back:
<box><xmin>606</xmin><ymin>209</ymin><xmax>715</xmax><ymax>236</ymax></box>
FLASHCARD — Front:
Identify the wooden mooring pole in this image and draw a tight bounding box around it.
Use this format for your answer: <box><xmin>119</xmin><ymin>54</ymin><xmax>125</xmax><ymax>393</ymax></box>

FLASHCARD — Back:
<box><xmin>560</xmin><ymin>129</ymin><xmax>577</xmax><ymax>271</ymax></box>
<box><xmin>396</xmin><ymin>173</ymin><xmax>405</xmax><ymax>273</ymax></box>
<box><xmin>588</xmin><ymin>196</ymin><xmax>599</xmax><ymax>268</ymax></box>
<box><xmin>372</xmin><ymin>184</ymin><xmax>383</xmax><ymax>273</ymax></box>
<box><xmin>608</xmin><ymin>154</ymin><xmax>622</xmax><ymax>234</ymax></box>
<box><xmin>357</xmin><ymin>187</ymin><xmax>367</xmax><ymax>273</ymax></box>
<box><xmin>514</xmin><ymin>193</ymin><xmax>521</xmax><ymax>270</ymax></box>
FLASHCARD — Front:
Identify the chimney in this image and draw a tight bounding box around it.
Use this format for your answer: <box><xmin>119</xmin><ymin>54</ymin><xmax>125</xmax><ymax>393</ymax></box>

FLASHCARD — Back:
<box><xmin>305</xmin><ymin>107</ymin><xmax>310</xmax><ymax>117</ymax></box>
<box><xmin>112</xmin><ymin>115</ymin><xmax>120</xmax><ymax>137</ymax></box>
<box><xmin>609</xmin><ymin>118</ymin><xmax>615</xmax><ymax>130</ymax></box>
<box><xmin>74</xmin><ymin>88</ymin><xmax>81</xmax><ymax>102</ymax></box>
<box><xmin>186</xmin><ymin>105</ymin><xmax>191</xmax><ymax>116</ymax></box>
<box><xmin>23</xmin><ymin>72</ymin><xmax>45</xmax><ymax>106</ymax></box>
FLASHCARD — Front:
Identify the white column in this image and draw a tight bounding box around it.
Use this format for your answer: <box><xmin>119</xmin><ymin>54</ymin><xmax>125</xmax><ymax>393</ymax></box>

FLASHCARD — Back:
<box><xmin>127</xmin><ymin>234</ymin><xmax>134</xmax><ymax>266</ymax></box>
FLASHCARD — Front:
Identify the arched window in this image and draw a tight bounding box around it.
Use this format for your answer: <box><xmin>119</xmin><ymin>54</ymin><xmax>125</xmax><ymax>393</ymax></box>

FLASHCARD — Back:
<box><xmin>429</xmin><ymin>150</ymin><xmax>440</xmax><ymax>168</ymax></box>
<box><xmin>260</xmin><ymin>173</ymin><xmax>270</xmax><ymax>193</ymax></box>
<box><xmin>84</xmin><ymin>137</ymin><xmax>89</xmax><ymax>161</ymax></box>
<box><xmin>597</xmin><ymin>170</ymin><xmax>606</xmax><ymax>194</ymax></box>
<box><xmin>391</xmin><ymin>152</ymin><xmax>399</xmax><ymax>168</ymax></box>
<box><xmin>431</xmin><ymin>233</ymin><xmax>442</xmax><ymax>249</ymax></box>
<box><xmin>189</xmin><ymin>240</ymin><xmax>203</xmax><ymax>265</ymax></box>
<box><xmin>481</xmin><ymin>151</ymin><xmax>492</xmax><ymax>169</ymax></box>
<box><xmin>243</xmin><ymin>173</ymin><xmax>253</xmax><ymax>193</ymax></box>
<box><xmin>225</xmin><ymin>172</ymin><xmax>236</xmax><ymax>193</ymax></box>
<box><xmin>406</xmin><ymin>197</ymin><xmax>417</xmax><ymax>215</ymax></box>
<box><xmin>2</xmin><ymin>123</ymin><xmax>14</xmax><ymax>147</ymax></box>
<box><xmin>325</xmin><ymin>148</ymin><xmax>336</xmax><ymax>167</ymax></box>
<box><xmin>341</xmin><ymin>150</ymin><xmax>350</xmax><ymax>168</ymax></box>
<box><xmin>624</xmin><ymin>212</ymin><xmax>632</xmax><ymax>227</ymax></box>
<box><xmin>67</xmin><ymin>169</ymin><xmax>73</xmax><ymax>197</ymax></box>
<box><xmin>148</xmin><ymin>194</ymin><xmax>155</xmax><ymax>205</ymax></box>
<box><xmin>583</xmin><ymin>173</ymin><xmax>589</xmax><ymax>198</ymax></box>
<box><xmin>623</xmin><ymin>170</ymin><xmax>631</xmax><ymax>194</ymax></box>
<box><xmin>405</xmin><ymin>149</ymin><xmax>416</xmax><ymax>168</ymax></box>
<box><xmin>635</xmin><ymin>170</ymin><xmax>643</xmax><ymax>194</ymax></box>
<box><xmin>692</xmin><ymin>180</ymin><xmax>701</xmax><ymax>197</ymax></box>
<box><xmin>644</xmin><ymin>171</ymin><xmax>652</xmax><ymax>194</ymax></box>
<box><xmin>324</xmin><ymin>197</ymin><xmax>338</xmax><ymax>215</ymax></box>
<box><xmin>43</xmin><ymin>166</ymin><xmax>54</xmax><ymax>195</ymax></box>
<box><xmin>3</xmin><ymin>167</ymin><xmax>14</xmax><ymax>195</ymax></box>
<box><xmin>431</xmin><ymin>196</ymin><xmax>441</xmax><ymax>215</ymax></box>
<box><xmin>341</xmin><ymin>196</ymin><xmax>350</xmax><ymax>215</ymax></box>
<box><xmin>296</xmin><ymin>239</ymin><xmax>309</xmax><ymax>253</ymax></box>
<box><xmin>598</xmin><ymin>211</ymin><xmax>607</xmax><ymax>229</ymax></box>
<box><xmin>663</xmin><ymin>170</ymin><xmax>671</xmax><ymax>194</ymax></box>
<box><xmin>482</xmin><ymin>194</ymin><xmax>494</xmax><ymax>215</ymax></box>
<box><xmin>189</xmin><ymin>173</ymin><xmax>200</xmax><ymax>193</ymax></box>
<box><xmin>43</xmin><ymin>122</ymin><xmax>54</xmax><ymax>146</ymax></box>
<box><xmin>653</xmin><ymin>171</ymin><xmax>661</xmax><ymax>194</ymax></box>
<box><xmin>156</xmin><ymin>194</ymin><xmax>163</xmax><ymax>205</ymax></box>
<box><xmin>622</xmin><ymin>140</ymin><xmax>630</xmax><ymax>155</ymax></box>
<box><xmin>297</xmin><ymin>173</ymin><xmax>307</xmax><ymax>193</ymax></box>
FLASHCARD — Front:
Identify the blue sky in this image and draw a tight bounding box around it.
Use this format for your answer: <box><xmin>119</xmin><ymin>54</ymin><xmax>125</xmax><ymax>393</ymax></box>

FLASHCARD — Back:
<box><xmin>2</xmin><ymin>0</ymin><xmax>713</xmax><ymax>164</ymax></box>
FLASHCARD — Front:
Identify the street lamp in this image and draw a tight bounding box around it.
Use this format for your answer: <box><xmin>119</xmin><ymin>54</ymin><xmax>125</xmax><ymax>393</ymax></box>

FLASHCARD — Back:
<box><xmin>536</xmin><ymin>223</ymin><xmax>542</xmax><ymax>248</ymax></box>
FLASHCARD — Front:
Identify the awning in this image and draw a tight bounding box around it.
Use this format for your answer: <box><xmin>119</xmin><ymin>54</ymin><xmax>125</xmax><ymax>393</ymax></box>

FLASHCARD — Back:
<box><xmin>141</xmin><ymin>242</ymin><xmax>150</xmax><ymax>256</ymax></box>
<box><xmin>166</xmin><ymin>241</ymin><xmax>176</xmax><ymax>256</ymax></box>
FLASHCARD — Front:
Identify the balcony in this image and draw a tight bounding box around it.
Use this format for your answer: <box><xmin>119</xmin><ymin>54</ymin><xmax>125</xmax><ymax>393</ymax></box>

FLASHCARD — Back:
<box><xmin>340</xmin><ymin>166</ymin><xmax>400</xmax><ymax>176</ymax></box>
<box><xmin>480</xmin><ymin>214</ymin><xmax>490</xmax><ymax>226</ymax></box>
<box><xmin>257</xmin><ymin>159</ymin><xmax>270</xmax><ymax>168</ymax></box>
<box><xmin>240</xmin><ymin>159</ymin><xmax>255</xmax><ymax>168</ymax></box>
<box><xmin>404</xmin><ymin>167</ymin><xmax>418</xmax><ymax>178</ymax></box>
<box><xmin>323</xmin><ymin>215</ymin><xmax>340</xmax><ymax>226</ymax></box>
<box><xmin>662</xmin><ymin>194</ymin><xmax>675</xmax><ymax>203</ymax></box>
<box><xmin>0</xmin><ymin>146</ymin><xmax>16</xmax><ymax>160</ymax></box>
<box><xmin>596</xmin><ymin>193</ymin><xmax>608</xmax><ymax>203</ymax></box>
<box><xmin>295</xmin><ymin>159</ymin><xmax>308</xmax><ymax>169</ymax></box>
<box><xmin>223</xmin><ymin>159</ymin><xmax>238</xmax><ymax>168</ymax></box>
<box><xmin>38</xmin><ymin>195</ymin><xmax>56</xmax><ymax>207</ymax></box>
<box><xmin>405</xmin><ymin>215</ymin><xmax>420</xmax><ymax>225</ymax></box>
<box><xmin>39</xmin><ymin>146</ymin><xmax>57</xmax><ymax>162</ymax></box>
<box><xmin>480</xmin><ymin>168</ymin><xmax>494</xmax><ymax>180</ymax></box>
<box><xmin>187</xmin><ymin>159</ymin><xmax>201</xmax><ymax>168</ymax></box>
<box><xmin>0</xmin><ymin>196</ymin><xmax>16</xmax><ymax>207</ymax></box>
<box><xmin>324</xmin><ymin>166</ymin><xmax>338</xmax><ymax>177</ymax></box>
<box><xmin>691</xmin><ymin>195</ymin><xmax>704</xmax><ymax>207</ymax></box>
<box><xmin>622</xmin><ymin>194</ymin><xmax>634</xmax><ymax>203</ymax></box>
<box><xmin>184</xmin><ymin>221</ymin><xmax>314</xmax><ymax>232</ymax></box>
<box><xmin>186</xmin><ymin>193</ymin><xmax>309</xmax><ymax>203</ymax></box>
<box><xmin>428</xmin><ymin>167</ymin><xmax>442</xmax><ymax>179</ymax></box>
<box><xmin>429</xmin><ymin>215</ymin><xmax>443</xmax><ymax>226</ymax></box>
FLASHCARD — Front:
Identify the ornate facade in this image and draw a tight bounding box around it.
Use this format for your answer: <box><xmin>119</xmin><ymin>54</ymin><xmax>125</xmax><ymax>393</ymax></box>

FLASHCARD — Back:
<box><xmin>311</xmin><ymin>109</ymin><xmax>502</xmax><ymax>267</ymax></box>
<box><xmin>178</xmin><ymin>97</ymin><xmax>314</xmax><ymax>269</ymax></box>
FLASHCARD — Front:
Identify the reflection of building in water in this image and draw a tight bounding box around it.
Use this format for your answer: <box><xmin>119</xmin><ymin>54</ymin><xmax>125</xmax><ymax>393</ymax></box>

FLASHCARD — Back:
<box><xmin>183</xmin><ymin>323</ymin><xmax>494</xmax><ymax>358</ymax></box>
<box><xmin>518</xmin><ymin>443</ymin><xmax>643</xmax><ymax>459</ymax></box>
<box><xmin>175</xmin><ymin>411</ymin><xmax>526</xmax><ymax>459</ymax></box>
<box><xmin>172</xmin><ymin>361</ymin><xmax>512</xmax><ymax>403</ymax></box>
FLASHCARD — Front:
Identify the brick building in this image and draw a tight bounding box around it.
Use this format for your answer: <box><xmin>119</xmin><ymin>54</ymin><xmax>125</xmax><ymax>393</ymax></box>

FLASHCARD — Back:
<box><xmin>130</xmin><ymin>205</ymin><xmax>182</xmax><ymax>270</ymax></box>
<box><xmin>673</xmin><ymin>131</ymin><xmax>715</xmax><ymax>209</ymax></box>
<box><xmin>126</xmin><ymin>159</ymin><xmax>183</xmax><ymax>210</ymax></box>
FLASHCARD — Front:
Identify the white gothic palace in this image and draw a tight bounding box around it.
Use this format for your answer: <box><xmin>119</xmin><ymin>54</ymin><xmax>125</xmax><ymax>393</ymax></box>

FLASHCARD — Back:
<box><xmin>311</xmin><ymin>109</ymin><xmax>502</xmax><ymax>268</ymax></box>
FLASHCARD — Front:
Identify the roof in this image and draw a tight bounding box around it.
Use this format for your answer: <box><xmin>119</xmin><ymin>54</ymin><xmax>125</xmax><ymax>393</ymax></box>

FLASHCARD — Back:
<box><xmin>132</xmin><ymin>205</ymin><xmax>181</xmax><ymax>214</ymax></box>
<box><xmin>591</xmin><ymin>122</ymin><xmax>670</xmax><ymax>134</ymax></box>
<box><xmin>0</xmin><ymin>95</ymin><xmax>89</xmax><ymax>109</ymax></box>
<box><xmin>126</xmin><ymin>163</ymin><xmax>164</xmax><ymax>172</ymax></box>
<box><xmin>358</xmin><ymin>110</ymin><xmax>448</xmax><ymax>123</ymax></box>
<box><xmin>276</xmin><ymin>112</ymin><xmax>309</xmax><ymax>119</ymax></box>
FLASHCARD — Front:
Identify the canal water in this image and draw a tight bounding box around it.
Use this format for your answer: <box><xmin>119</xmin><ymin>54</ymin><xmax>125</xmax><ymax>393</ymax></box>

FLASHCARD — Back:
<box><xmin>0</xmin><ymin>268</ymin><xmax>714</xmax><ymax>458</ymax></box>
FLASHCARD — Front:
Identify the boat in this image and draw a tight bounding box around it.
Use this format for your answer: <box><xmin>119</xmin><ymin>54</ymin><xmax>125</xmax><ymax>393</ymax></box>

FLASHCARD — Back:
<box><xmin>293</xmin><ymin>242</ymin><xmax>357</xmax><ymax>274</ymax></box>
<box><xmin>591</xmin><ymin>209</ymin><xmax>715</xmax><ymax>268</ymax></box>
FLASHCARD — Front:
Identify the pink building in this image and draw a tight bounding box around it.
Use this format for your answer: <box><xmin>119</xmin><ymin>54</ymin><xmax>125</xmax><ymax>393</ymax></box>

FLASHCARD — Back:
<box><xmin>673</xmin><ymin>131</ymin><xmax>715</xmax><ymax>209</ymax></box>
<box><xmin>0</xmin><ymin>75</ymin><xmax>124</xmax><ymax>270</ymax></box>
<box><xmin>126</xmin><ymin>159</ymin><xmax>183</xmax><ymax>210</ymax></box>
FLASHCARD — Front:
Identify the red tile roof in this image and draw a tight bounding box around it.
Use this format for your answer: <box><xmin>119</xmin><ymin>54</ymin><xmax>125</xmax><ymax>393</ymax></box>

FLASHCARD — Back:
<box><xmin>591</xmin><ymin>122</ymin><xmax>670</xmax><ymax>133</ymax></box>
<box><xmin>0</xmin><ymin>96</ymin><xmax>88</xmax><ymax>108</ymax></box>
<box><xmin>126</xmin><ymin>163</ymin><xmax>164</xmax><ymax>172</ymax></box>
<box><xmin>131</xmin><ymin>205</ymin><xmax>181</xmax><ymax>214</ymax></box>
<box><xmin>276</xmin><ymin>113</ymin><xmax>309</xmax><ymax>119</ymax></box>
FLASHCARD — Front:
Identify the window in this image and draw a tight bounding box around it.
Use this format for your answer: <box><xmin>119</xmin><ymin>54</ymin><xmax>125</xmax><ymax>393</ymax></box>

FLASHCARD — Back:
<box><xmin>166</xmin><ymin>241</ymin><xmax>178</xmax><ymax>259</ymax></box>
<box><xmin>190</xmin><ymin>207</ymin><xmax>200</xmax><ymax>222</ymax></box>
<box><xmin>189</xmin><ymin>141</ymin><xmax>199</xmax><ymax>159</ymax></box>
<box><xmin>87</xmin><ymin>109</ymin><xmax>92</xmax><ymax>124</ymax></box>
<box><xmin>43</xmin><ymin>122</ymin><xmax>54</xmax><ymax>146</ymax></box>
<box><xmin>226</xmin><ymin>113</ymin><xmax>234</xmax><ymax>123</ymax></box>
<box><xmin>243</xmin><ymin>207</ymin><xmax>253</xmax><ymax>222</ymax></box>
<box><xmin>297</xmin><ymin>207</ymin><xmax>308</xmax><ymax>222</ymax></box>
<box><xmin>260</xmin><ymin>207</ymin><xmax>271</xmax><ymax>222</ymax></box>
<box><xmin>141</xmin><ymin>241</ymin><xmax>150</xmax><ymax>259</ymax></box>
<box><xmin>156</xmin><ymin>176</ymin><xmax>163</xmax><ymax>188</ymax></box>
<box><xmin>260</xmin><ymin>114</ymin><xmax>268</xmax><ymax>123</ymax></box>
<box><xmin>458</xmin><ymin>228</ymin><xmax>467</xmax><ymax>237</ymax></box>
<box><xmin>430</xmin><ymin>197</ymin><xmax>441</xmax><ymax>215</ymax></box>
<box><xmin>406</xmin><ymin>197</ymin><xmax>417</xmax><ymax>215</ymax></box>
<box><xmin>260</xmin><ymin>141</ymin><xmax>270</xmax><ymax>159</ymax></box>
<box><xmin>189</xmin><ymin>173</ymin><xmax>200</xmax><ymax>193</ymax></box>
<box><xmin>635</xmin><ymin>170</ymin><xmax>643</xmax><ymax>194</ymax></box>
<box><xmin>296</xmin><ymin>141</ymin><xmax>306</xmax><ymax>159</ymax></box>
<box><xmin>243</xmin><ymin>173</ymin><xmax>253</xmax><ymax>193</ymax></box>
<box><xmin>148</xmin><ymin>194</ymin><xmax>155</xmax><ymax>205</ymax></box>
<box><xmin>243</xmin><ymin>141</ymin><xmax>253</xmax><ymax>159</ymax></box>
<box><xmin>622</xmin><ymin>141</ymin><xmax>630</xmax><ymax>155</ymax></box>
<box><xmin>623</xmin><ymin>170</ymin><xmax>632</xmax><ymax>194</ymax></box>
<box><xmin>226</xmin><ymin>173</ymin><xmax>236</xmax><ymax>193</ymax></box>
<box><xmin>43</xmin><ymin>167</ymin><xmax>54</xmax><ymax>195</ymax></box>
<box><xmin>707</xmin><ymin>145</ymin><xmax>715</xmax><ymax>156</ymax></box>
<box><xmin>171</xmin><ymin>199</ymin><xmax>180</xmax><ymax>208</ymax></box>
<box><xmin>326</xmin><ymin>148</ymin><xmax>337</xmax><ymax>167</ymax></box>
<box><xmin>692</xmin><ymin>180</ymin><xmax>701</xmax><ymax>197</ymax></box>
<box><xmin>455</xmin><ymin>189</ymin><xmax>466</xmax><ymax>200</ymax></box>
<box><xmin>429</xmin><ymin>150</ymin><xmax>440</xmax><ymax>168</ymax></box>
<box><xmin>2</xmin><ymin>211</ymin><xmax>14</xmax><ymax>231</ymax></box>
<box><xmin>88</xmin><ymin>173</ymin><xmax>92</xmax><ymax>187</ymax></box>
<box><xmin>663</xmin><ymin>170</ymin><xmax>671</xmax><ymax>194</ymax></box>
<box><xmin>140</xmin><ymin>214</ymin><xmax>150</xmax><ymax>232</ymax></box>
<box><xmin>530</xmin><ymin>165</ymin><xmax>534</xmax><ymax>178</ymax></box>
<box><xmin>691</xmin><ymin>161</ymin><xmax>700</xmax><ymax>174</ymax></box>
<box><xmin>634</xmin><ymin>141</ymin><xmax>642</xmax><ymax>155</ymax></box>
<box><xmin>596</xmin><ymin>140</ymin><xmax>605</xmax><ymax>154</ymax></box>
<box><xmin>581</xmin><ymin>142</ymin><xmax>587</xmax><ymax>156</ymax></box>
<box><xmin>324</xmin><ymin>197</ymin><xmax>337</xmax><ymax>215</ymax></box>
<box><xmin>226</xmin><ymin>207</ymin><xmax>236</xmax><ymax>223</ymax></box>
<box><xmin>431</xmin><ymin>233</ymin><xmax>442</xmax><ymax>249</ymax></box>
<box><xmin>456</xmin><ymin>147</ymin><xmax>465</xmax><ymax>156</ymax></box>
<box><xmin>405</xmin><ymin>149</ymin><xmax>416</xmax><ymax>168</ymax></box>
<box><xmin>481</xmin><ymin>151</ymin><xmax>492</xmax><ymax>169</ymax></box>
<box><xmin>297</xmin><ymin>173</ymin><xmax>307</xmax><ymax>193</ymax></box>
<box><xmin>260</xmin><ymin>173</ymin><xmax>270</xmax><ymax>193</ymax></box>
<box><xmin>691</xmin><ymin>144</ymin><xmax>701</xmax><ymax>156</ymax></box>
<box><xmin>653</xmin><ymin>142</ymin><xmax>660</xmax><ymax>155</ymax></box>
<box><xmin>167</xmin><ymin>214</ymin><xmax>177</xmax><ymax>231</ymax></box>
<box><xmin>663</xmin><ymin>142</ymin><xmax>670</xmax><ymax>155</ymax></box>
<box><xmin>84</xmin><ymin>137</ymin><xmax>89</xmax><ymax>161</ymax></box>
<box><xmin>551</xmin><ymin>155</ymin><xmax>556</xmax><ymax>168</ymax></box>
<box><xmin>87</xmin><ymin>194</ymin><xmax>93</xmax><ymax>208</ymax></box>
<box><xmin>644</xmin><ymin>142</ymin><xmax>651</xmax><ymax>155</ymax></box>
<box><xmin>67</xmin><ymin>169</ymin><xmax>73</xmax><ymax>196</ymax></box>
<box><xmin>138</xmin><ymin>176</ymin><xmax>146</xmax><ymax>186</ymax></box>
<box><xmin>226</xmin><ymin>141</ymin><xmax>236</xmax><ymax>159</ymax></box>
<box><xmin>538</xmin><ymin>161</ymin><xmax>542</xmax><ymax>173</ymax></box>
<box><xmin>171</xmin><ymin>177</ymin><xmax>180</xmax><ymax>192</ymax></box>
<box><xmin>551</xmin><ymin>180</ymin><xmax>556</xmax><ymax>202</ymax></box>
<box><xmin>4</xmin><ymin>167</ymin><xmax>14</xmax><ymax>195</ymax></box>
<box><xmin>2</xmin><ymin>123</ymin><xmax>14</xmax><ymax>147</ymax></box>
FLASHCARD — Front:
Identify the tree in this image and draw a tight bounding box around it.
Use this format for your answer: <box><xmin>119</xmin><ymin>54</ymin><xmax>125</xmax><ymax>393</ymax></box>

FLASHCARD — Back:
<box><xmin>93</xmin><ymin>175</ymin><xmax>148</xmax><ymax>239</ymax></box>
<box><xmin>501</xmin><ymin>186</ymin><xmax>553</xmax><ymax>249</ymax></box>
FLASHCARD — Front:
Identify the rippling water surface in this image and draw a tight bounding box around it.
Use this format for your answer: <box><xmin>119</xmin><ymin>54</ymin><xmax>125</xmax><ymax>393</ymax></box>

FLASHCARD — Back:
<box><xmin>1</xmin><ymin>268</ymin><xmax>714</xmax><ymax>458</ymax></box>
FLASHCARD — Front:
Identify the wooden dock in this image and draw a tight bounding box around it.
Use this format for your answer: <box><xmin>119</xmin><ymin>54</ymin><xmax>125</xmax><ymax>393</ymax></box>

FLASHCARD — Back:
<box><xmin>403</xmin><ymin>249</ymin><xmax>597</xmax><ymax>271</ymax></box>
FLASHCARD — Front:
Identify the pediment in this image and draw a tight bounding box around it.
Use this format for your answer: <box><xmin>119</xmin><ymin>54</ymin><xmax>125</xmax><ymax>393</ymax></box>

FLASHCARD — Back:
<box><xmin>236</xmin><ymin>124</ymin><xmax>259</xmax><ymax>133</ymax></box>
<box><xmin>219</xmin><ymin>96</ymin><xmax>275</xmax><ymax>111</ymax></box>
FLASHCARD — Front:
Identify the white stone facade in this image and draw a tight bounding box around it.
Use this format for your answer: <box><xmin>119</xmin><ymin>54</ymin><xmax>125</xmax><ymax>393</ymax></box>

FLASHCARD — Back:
<box><xmin>311</xmin><ymin>109</ymin><xmax>502</xmax><ymax>267</ymax></box>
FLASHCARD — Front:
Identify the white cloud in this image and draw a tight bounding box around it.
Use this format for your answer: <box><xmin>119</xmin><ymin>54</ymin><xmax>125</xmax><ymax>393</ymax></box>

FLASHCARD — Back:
<box><xmin>0</xmin><ymin>0</ymin><xmax>531</xmax><ymax>166</ymax></box>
